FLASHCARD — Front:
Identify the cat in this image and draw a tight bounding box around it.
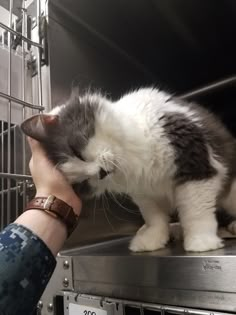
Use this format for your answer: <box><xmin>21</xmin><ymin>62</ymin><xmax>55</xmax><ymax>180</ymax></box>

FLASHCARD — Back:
<box><xmin>21</xmin><ymin>88</ymin><xmax>236</xmax><ymax>252</ymax></box>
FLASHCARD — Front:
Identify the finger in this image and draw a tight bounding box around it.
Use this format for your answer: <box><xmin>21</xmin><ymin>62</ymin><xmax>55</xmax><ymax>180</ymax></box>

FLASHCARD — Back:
<box><xmin>29</xmin><ymin>158</ymin><xmax>33</xmax><ymax>173</ymax></box>
<box><xmin>27</xmin><ymin>137</ymin><xmax>39</xmax><ymax>151</ymax></box>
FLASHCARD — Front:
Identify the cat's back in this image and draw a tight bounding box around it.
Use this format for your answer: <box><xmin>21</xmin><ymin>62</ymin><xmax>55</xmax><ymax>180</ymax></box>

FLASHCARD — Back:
<box><xmin>116</xmin><ymin>87</ymin><xmax>236</xmax><ymax>161</ymax></box>
<box><xmin>115</xmin><ymin>88</ymin><xmax>170</xmax><ymax>114</ymax></box>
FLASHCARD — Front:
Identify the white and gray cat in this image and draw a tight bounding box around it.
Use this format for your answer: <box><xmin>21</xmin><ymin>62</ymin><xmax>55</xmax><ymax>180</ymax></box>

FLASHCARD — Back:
<box><xmin>21</xmin><ymin>88</ymin><xmax>236</xmax><ymax>252</ymax></box>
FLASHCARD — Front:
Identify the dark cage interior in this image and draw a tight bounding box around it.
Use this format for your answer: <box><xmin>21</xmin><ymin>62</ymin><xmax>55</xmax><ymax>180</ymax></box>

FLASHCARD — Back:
<box><xmin>49</xmin><ymin>0</ymin><xmax>236</xmax><ymax>134</ymax></box>
<box><xmin>46</xmin><ymin>0</ymin><xmax>236</xmax><ymax>248</ymax></box>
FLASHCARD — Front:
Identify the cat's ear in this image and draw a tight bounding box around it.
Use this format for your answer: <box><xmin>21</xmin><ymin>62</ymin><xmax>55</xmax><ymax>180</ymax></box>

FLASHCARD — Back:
<box><xmin>21</xmin><ymin>114</ymin><xmax>59</xmax><ymax>142</ymax></box>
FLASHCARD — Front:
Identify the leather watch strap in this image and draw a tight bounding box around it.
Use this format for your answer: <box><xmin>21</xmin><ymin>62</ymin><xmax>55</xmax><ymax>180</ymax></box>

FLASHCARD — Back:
<box><xmin>25</xmin><ymin>196</ymin><xmax>79</xmax><ymax>237</ymax></box>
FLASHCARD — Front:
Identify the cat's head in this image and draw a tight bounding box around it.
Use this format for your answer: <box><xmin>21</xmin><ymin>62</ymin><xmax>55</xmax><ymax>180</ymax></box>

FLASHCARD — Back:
<box><xmin>21</xmin><ymin>92</ymin><xmax>123</xmax><ymax>199</ymax></box>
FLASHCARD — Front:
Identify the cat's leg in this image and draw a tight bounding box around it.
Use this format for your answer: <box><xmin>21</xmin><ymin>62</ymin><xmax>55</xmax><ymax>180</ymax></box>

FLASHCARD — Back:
<box><xmin>220</xmin><ymin>179</ymin><xmax>236</xmax><ymax>234</ymax></box>
<box><xmin>129</xmin><ymin>197</ymin><xmax>170</xmax><ymax>252</ymax></box>
<box><xmin>176</xmin><ymin>180</ymin><xmax>224</xmax><ymax>252</ymax></box>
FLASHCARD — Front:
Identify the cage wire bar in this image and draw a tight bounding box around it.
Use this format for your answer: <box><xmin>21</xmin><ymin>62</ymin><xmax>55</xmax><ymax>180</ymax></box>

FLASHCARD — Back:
<box><xmin>0</xmin><ymin>0</ymin><xmax>44</xmax><ymax>230</ymax></box>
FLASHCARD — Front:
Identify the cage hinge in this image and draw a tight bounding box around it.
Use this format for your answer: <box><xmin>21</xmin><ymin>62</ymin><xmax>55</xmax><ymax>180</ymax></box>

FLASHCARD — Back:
<box><xmin>28</xmin><ymin>14</ymin><xmax>49</xmax><ymax>77</ymax></box>
<box><xmin>39</xmin><ymin>15</ymin><xmax>49</xmax><ymax>66</ymax></box>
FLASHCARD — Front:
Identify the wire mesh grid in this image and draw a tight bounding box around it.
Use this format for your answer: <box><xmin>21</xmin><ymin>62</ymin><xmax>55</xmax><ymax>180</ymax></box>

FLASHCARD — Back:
<box><xmin>0</xmin><ymin>0</ymin><xmax>45</xmax><ymax>230</ymax></box>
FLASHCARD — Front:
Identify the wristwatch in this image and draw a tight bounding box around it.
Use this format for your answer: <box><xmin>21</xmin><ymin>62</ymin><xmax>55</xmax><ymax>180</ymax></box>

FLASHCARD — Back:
<box><xmin>25</xmin><ymin>195</ymin><xmax>79</xmax><ymax>237</ymax></box>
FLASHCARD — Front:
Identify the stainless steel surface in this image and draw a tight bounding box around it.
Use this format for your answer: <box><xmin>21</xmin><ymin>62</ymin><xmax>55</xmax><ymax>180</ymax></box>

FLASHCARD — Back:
<box><xmin>47</xmin><ymin>303</ymin><xmax>53</xmax><ymax>312</ymax></box>
<box><xmin>40</xmin><ymin>256</ymin><xmax>74</xmax><ymax>315</ymax></box>
<box><xmin>65</xmin><ymin>238</ymin><xmax>236</xmax><ymax>312</ymax></box>
<box><xmin>41</xmin><ymin>239</ymin><xmax>236</xmax><ymax>313</ymax></box>
<box><xmin>63</xmin><ymin>293</ymin><xmax>236</xmax><ymax>315</ymax></box>
<box><xmin>64</xmin><ymin>293</ymin><xmax>122</xmax><ymax>315</ymax></box>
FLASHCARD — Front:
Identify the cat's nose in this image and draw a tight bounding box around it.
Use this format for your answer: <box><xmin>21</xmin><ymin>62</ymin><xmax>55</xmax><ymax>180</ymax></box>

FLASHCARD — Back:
<box><xmin>99</xmin><ymin>168</ymin><xmax>110</xmax><ymax>180</ymax></box>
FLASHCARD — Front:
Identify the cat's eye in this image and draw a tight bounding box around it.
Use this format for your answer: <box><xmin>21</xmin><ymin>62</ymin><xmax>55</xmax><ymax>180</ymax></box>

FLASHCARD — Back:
<box><xmin>70</xmin><ymin>146</ymin><xmax>85</xmax><ymax>161</ymax></box>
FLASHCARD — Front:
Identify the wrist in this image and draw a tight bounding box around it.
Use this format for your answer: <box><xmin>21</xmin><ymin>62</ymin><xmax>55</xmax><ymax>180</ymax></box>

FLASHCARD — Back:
<box><xmin>15</xmin><ymin>210</ymin><xmax>67</xmax><ymax>256</ymax></box>
<box><xmin>35</xmin><ymin>191</ymin><xmax>82</xmax><ymax>216</ymax></box>
<box><xmin>26</xmin><ymin>195</ymin><xmax>80</xmax><ymax>237</ymax></box>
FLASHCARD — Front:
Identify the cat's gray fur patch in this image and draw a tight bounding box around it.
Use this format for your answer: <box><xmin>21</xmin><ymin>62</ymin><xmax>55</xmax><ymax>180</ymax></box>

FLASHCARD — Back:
<box><xmin>43</xmin><ymin>93</ymin><xmax>98</xmax><ymax>166</ymax></box>
<box><xmin>163</xmin><ymin>112</ymin><xmax>217</xmax><ymax>183</ymax></box>
<box><xmin>163</xmin><ymin>99</ymin><xmax>236</xmax><ymax>187</ymax></box>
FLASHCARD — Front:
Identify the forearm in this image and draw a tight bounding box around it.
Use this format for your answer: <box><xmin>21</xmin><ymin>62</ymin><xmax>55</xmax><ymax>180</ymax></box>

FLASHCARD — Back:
<box><xmin>15</xmin><ymin>209</ymin><xmax>67</xmax><ymax>256</ymax></box>
<box><xmin>0</xmin><ymin>223</ymin><xmax>57</xmax><ymax>315</ymax></box>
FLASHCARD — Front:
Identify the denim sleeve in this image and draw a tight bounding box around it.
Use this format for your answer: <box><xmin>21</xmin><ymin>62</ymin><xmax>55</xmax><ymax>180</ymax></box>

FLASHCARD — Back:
<box><xmin>0</xmin><ymin>223</ymin><xmax>56</xmax><ymax>315</ymax></box>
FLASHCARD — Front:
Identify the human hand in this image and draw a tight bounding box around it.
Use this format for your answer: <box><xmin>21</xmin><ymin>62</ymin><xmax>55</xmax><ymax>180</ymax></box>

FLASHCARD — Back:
<box><xmin>28</xmin><ymin>137</ymin><xmax>82</xmax><ymax>216</ymax></box>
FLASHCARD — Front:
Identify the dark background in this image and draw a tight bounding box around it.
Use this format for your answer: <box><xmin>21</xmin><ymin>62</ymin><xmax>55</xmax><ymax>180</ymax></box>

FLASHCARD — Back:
<box><xmin>49</xmin><ymin>0</ymin><xmax>236</xmax><ymax>135</ymax></box>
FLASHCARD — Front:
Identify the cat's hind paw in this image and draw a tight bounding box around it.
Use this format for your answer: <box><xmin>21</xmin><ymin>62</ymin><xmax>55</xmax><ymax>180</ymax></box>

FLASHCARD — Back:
<box><xmin>129</xmin><ymin>225</ymin><xmax>169</xmax><ymax>252</ymax></box>
<box><xmin>184</xmin><ymin>234</ymin><xmax>224</xmax><ymax>252</ymax></box>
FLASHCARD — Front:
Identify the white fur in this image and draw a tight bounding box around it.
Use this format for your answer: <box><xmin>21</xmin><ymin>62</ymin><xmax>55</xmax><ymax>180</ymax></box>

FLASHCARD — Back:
<box><xmin>129</xmin><ymin>197</ymin><xmax>170</xmax><ymax>251</ymax></box>
<box><xmin>176</xmin><ymin>178</ymin><xmax>224</xmax><ymax>252</ymax></box>
<box><xmin>221</xmin><ymin>180</ymin><xmax>236</xmax><ymax>215</ymax></box>
<box><xmin>59</xmin><ymin>88</ymin><xmax>231</xmax><ymax>252</ymax></box>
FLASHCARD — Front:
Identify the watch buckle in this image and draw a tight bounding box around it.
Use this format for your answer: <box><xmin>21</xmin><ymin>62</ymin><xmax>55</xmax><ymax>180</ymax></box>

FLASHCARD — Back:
<box><xmin>44</xmin><ymin>195</ymin><xmax>55</xmax><ymax>210</ymax></box>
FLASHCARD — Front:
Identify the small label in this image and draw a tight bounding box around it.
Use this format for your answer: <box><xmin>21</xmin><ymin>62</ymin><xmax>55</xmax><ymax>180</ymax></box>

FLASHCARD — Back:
<box><xmin>69</xmin><ymin>304</ymin><xmax>108</xmax><ymax>315</ymax></box>
<box><xmin>202</xmin><ymin>259</ymin><xmax>222</xmax><ymax>272</ymax></box>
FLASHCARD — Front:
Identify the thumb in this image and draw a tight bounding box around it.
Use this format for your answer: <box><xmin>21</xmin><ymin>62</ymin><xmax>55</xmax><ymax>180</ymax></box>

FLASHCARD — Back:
<box><xmin>27</xmin><ymin>137</ymin><xmax>45</xmax><ymax>156</ymax></box>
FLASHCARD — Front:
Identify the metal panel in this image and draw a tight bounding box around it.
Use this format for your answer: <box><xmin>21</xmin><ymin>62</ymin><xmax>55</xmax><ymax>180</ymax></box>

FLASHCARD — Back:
<box><xmin>41</xmin><ymin>236</ymin><xmax>236</xmax><ymax>313</ymax></box>
<box><xmin>63</xmin><ymin>294</ymin><xmax>236</xmax><ymax>315</ymax></box>
<box><xmin>67</xmin><ymin>238</ymin><xmax>236</xmax><ymax>312</ymax></box>
<box><xmin>38</xmin><ymin>256</ymin><xmax>74</xmax><ymax>315</ymax></box>
<box><xmin>64</xmin><ymin>293</ymin><xmax>120</xmax><ymax>315</ymax></box>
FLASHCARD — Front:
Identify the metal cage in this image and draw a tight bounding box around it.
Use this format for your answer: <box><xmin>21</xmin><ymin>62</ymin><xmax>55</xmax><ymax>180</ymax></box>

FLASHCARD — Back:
<box><xmin>0</xmin><ymin>0</ymin><xmax>50</xmax><ymax>230</ymax></box>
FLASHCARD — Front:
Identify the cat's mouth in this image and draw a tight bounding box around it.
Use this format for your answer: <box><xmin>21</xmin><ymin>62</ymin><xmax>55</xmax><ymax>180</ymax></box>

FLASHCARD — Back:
<box><xmin>72</xmin><ymin>180</ymin><xmax>94</xmax><ymax>200</ymax></box>
<box><xmin>99</xmin><ymin>167</ymin><xmax>114</xmax><ymax>180</ymax></box>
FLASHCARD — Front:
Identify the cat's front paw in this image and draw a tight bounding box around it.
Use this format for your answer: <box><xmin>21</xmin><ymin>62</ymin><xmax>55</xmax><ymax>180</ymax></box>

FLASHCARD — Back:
<box><xmin>184</xmin><ymin>234</ymin><xmax>224</xmax><ymax>252</ymax></box>
<box><xmin>129</xmin><ymin>225</ymin><xmax>169</xmax><ymax>252</ymax></box>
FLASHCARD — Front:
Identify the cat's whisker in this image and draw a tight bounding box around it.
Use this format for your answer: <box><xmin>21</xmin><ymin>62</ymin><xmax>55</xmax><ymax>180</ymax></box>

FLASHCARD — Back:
<box><xmin>101</xmin><ymin>157</ymin><xmax>121</xmax><ymax>185</ymax></box>
<box><xmin>100</xmin><ymin>163</ymin><xmax>136</xmax><ymax>217</ymax></box>
<box><xmin>93</xmin><ymin>196</ymin><xmax>98</xmax><ymax>224</ymax></box>
<box><xmin>108</xmin><ymin>191</ymin><xmax>140</xmax><ymax>215</ymax></box>
<box><xmin>105</xmin><ymin>158</ymin><xmax>126</xmax><ymax>181</ymax></box>
<box><xmin>107</xmin><ymin>157</ymin><xmax>130</xmax><ymax>196</ymax></box>
<box><xmin>103</xmin><ymin>194</ymin><xmax>134</xmax><ymax>222</ymax></box>
<box><xmin>114</xmin><ymin>158</ymin><xmax>130</xmax><ymax>195</ymax></box>
<box><xmin>101</xmin><ymin>195</ymin><xmax>116</xmax><ymax>232</ymax></box>
<box><xmin>105</xmin><ymin>160</ymin><xmax>127</xmax><ymax>192</ymax></box>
